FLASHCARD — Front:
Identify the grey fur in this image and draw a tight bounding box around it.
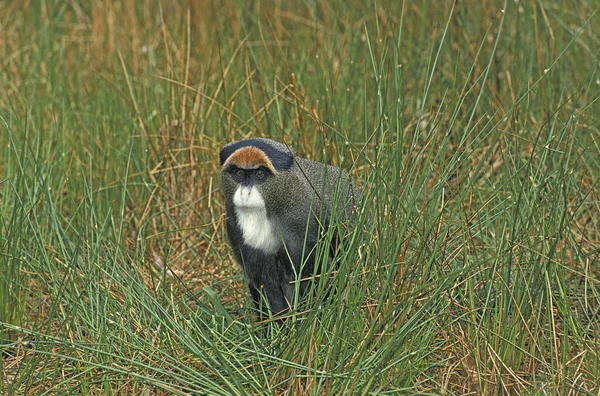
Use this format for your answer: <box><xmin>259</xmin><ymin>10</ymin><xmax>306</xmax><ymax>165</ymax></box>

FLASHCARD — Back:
<box><xmin>220</xmin><ymin>138</ymin><xmax>359</xmax><ymax>319</ymax></box>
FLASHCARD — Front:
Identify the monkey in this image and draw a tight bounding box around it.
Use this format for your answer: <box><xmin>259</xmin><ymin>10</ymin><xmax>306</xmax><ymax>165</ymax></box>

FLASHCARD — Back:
<box><xmin>219</xmin><ymin>138</ymin><xmax>359</xmax><ymax>320</ymax></box>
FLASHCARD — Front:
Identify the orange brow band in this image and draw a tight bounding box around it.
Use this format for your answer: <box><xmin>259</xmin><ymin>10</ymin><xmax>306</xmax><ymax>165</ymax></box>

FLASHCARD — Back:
<box><xmin>223</xmin><ymin>146</ymin><xmax>277</xmax><ymax>173</ymax></box>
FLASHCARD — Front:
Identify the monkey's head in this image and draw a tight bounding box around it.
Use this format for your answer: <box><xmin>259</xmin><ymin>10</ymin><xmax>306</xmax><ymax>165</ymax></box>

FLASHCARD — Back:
<box><xmin>219</xmin><ymin>138</ymin><xmax>296</xmax><ymax>216</ymax></box>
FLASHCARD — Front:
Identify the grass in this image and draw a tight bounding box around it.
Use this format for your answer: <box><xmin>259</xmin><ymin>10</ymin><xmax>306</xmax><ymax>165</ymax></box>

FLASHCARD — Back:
<box><xmin>1</xmin><ymin>0</ymin><xmax>599</xmax><ymax>394</ymax></box>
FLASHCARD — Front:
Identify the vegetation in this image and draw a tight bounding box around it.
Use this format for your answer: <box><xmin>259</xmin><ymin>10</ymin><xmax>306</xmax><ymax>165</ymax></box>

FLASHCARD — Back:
<box><xmin>1</xmin><ymin>0</ymin><xmax>599</xmax><ymax>394</ymax></box>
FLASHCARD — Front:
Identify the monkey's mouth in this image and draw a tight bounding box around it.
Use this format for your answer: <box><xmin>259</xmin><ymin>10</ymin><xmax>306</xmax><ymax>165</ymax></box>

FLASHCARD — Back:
<box><xmin>233</xmin><ymin>186</ymin><xmax>266</xmax><ymax>209</ymax></box>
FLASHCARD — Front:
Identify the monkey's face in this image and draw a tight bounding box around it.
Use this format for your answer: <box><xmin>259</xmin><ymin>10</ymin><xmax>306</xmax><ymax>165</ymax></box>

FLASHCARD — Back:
<box><xmin>220</xmin><ymin>138</ymin><xmax>295</xmax><ymax>214</ymax></box>
<box><xmin>226</xmin><ymin>165</ymin><xmax>271</xmax><ymax>209</ymax></box>
<box><xmin>221</xmin><ymin>147</ymin><xmax>274</xmax><ymax>212</ymax></box>
<box><xmin>221</xmin><ymin>139</ymin><xmax>294</xmax><ymax>209</ymax></box>
<box><xmin>220</xmin><ymin>139</ymin><xmax>296</xmax><ymax>253</ymax></box>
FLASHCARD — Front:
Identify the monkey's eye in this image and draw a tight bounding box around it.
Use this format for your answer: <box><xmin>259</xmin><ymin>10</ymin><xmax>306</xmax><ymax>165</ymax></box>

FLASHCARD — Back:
<box><xmin>232</xmin><ymin>168</ymin><xmax>245</xmax><ymax>179</ymax></box>
<box><xmin>254</xmin><ymin>169</ymin><xmax>266</xmax><ymax>180</ymax></box>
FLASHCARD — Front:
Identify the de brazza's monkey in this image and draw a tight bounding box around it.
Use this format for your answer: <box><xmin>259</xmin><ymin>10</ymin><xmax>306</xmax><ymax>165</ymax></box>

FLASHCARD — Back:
<box><xmin>220</xmin><ymin>138</ymin><xmax>359</xmax><ymax>319</ymax></box>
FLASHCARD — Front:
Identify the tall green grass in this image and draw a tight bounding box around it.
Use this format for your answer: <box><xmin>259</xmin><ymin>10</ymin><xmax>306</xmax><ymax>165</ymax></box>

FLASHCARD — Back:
<box><xmin>1</xmin><ymin>0</ymin><xmax>599</xmax><ymax>394</ymax></box>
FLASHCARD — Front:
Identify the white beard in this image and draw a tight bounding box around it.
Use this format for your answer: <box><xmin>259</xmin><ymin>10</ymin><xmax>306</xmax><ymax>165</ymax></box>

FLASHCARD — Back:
<box><xmin>233</xmin><ymin>186</ymin><xmax>280</xmax><ymax>254</ymax></box>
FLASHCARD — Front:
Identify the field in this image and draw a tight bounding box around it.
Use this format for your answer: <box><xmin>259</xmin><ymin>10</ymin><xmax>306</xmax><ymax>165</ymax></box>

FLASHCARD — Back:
<box><xmin>1</xmin><ymin>0</ymin><xmax>599</xmax><ymax>394</ymax></box>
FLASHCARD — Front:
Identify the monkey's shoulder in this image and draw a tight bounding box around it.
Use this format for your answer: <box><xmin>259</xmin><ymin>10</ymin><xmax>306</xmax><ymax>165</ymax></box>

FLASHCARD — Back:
<box><xmin>293</xmin><ymin>157</ymin><xmax>358</xmax><ymax>201</ymax></box>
